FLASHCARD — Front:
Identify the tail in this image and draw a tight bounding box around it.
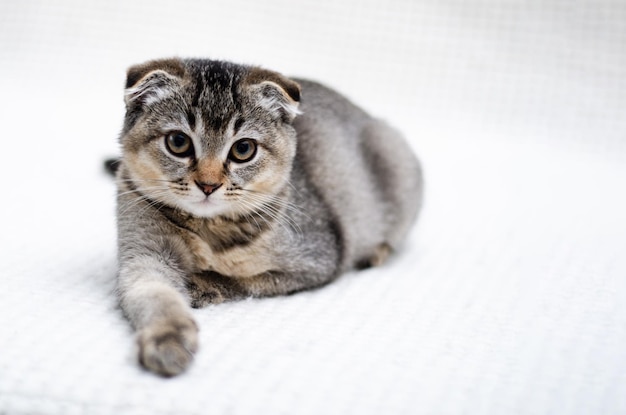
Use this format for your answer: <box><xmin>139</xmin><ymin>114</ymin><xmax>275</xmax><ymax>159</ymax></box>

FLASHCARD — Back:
<box><xmin>104</xmin><ymin>158</ymin><xmax>121</xmax><ymax>176</ymax></box>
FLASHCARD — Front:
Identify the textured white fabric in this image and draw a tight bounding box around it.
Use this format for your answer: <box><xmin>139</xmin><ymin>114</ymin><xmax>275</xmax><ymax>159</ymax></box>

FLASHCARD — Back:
<box><xmin>1</xmin><ymin>1</ymin><xmax>625</xmax><ymax>414</ymax></box>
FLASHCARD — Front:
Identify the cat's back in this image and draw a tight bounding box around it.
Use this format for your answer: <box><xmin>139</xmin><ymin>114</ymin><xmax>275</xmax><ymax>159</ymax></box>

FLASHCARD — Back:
<box><xmin>291</xmin><ymin>79</ymin><xmax>422</xmax><ymax>270</ymax></box>
<box><xmin>294</xmin><ymin>79</ymin><xmax>370</xmax><ymax>125</ymax></box>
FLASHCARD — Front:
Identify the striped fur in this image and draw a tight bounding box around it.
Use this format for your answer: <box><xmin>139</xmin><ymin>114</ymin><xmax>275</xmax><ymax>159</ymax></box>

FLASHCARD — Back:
<box><xmin>115</xmin><ymin>58</ymin><xmax>423</xmax><ymax>376</ymax></box>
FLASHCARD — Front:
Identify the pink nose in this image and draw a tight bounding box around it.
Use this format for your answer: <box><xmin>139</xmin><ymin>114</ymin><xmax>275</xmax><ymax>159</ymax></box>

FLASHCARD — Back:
<box><xmin>195</xmin><ymin>181</ymin><xmax>222</xmax><ymax>196</ymax></box>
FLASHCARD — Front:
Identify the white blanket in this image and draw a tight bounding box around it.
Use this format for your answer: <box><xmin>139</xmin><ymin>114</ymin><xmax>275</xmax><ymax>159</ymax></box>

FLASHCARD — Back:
<box><xmin>1</xmin><ymin>1</ymin><xmax>625</xmax><ymax>414</ymax></box>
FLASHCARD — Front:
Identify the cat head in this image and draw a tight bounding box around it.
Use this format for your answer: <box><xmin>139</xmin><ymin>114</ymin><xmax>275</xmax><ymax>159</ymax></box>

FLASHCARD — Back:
<box><xmin>119</xmin><ymin>58</ymin><xmax>301</xmax><ymax>218</ymax></box>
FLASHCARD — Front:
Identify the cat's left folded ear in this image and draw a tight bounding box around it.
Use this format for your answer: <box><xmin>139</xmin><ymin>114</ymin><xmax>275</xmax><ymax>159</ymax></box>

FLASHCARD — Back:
<box><xmin>123</xmin><ymin>58</ymin><xmax>186</xmax><ymax>108</ymax></box>
<box><xmin>245</xmin><ymin>67</ymin><xmax>302</xmax><ymax>122</ymax></box>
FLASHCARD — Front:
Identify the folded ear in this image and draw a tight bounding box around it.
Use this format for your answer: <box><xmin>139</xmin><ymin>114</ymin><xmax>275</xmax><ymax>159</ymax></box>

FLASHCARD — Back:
<box><xmin>124</xmin><ymin>58</ymin><xmax>186</xmax><ymax>107</ymax></box>
<box><xmin>245</xmin><ymin>67</ymin><xmax>301</xmax><ymax>121</ymax></box>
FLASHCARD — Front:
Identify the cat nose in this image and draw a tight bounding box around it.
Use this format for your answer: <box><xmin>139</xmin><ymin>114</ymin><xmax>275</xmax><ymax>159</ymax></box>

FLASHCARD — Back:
<box><xmin>195</xmin><ymin>180</ymin><xmax>222</xmax><ymax>196</ymax></box>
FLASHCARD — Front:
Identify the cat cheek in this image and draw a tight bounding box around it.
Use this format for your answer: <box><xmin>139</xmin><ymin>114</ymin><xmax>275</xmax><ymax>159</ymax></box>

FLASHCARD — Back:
<box><xmin>127</xmin><ymin>151</ymin><xmax>166</xmax><ymax>182</ymax></box>
<box><xmin>248</xmin><ymin>163</ymin><xmax>289</xmax><ymax>195</ymax></box>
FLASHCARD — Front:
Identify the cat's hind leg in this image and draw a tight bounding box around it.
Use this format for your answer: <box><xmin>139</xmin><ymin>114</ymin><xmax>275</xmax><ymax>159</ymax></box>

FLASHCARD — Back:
<box><xmin>186</xmin><ymin>267</ymin><xmax>339</xmax><ymax>303</ymax></box>
<box><xmin>368</xmin><ymin>242</ymin><xmax>392</xmax><ymax>267</ymax></box>
<box><xmin>356</xmin><ymin>242</ymin><xmax>392</xmax><ymax>270</ymax></box>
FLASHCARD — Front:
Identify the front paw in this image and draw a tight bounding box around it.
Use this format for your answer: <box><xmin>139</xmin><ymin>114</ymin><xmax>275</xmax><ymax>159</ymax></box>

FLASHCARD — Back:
<box><xmin>137</xmin><ymin>317</ymin><xmax>199</xmax><ymax>377</ymax></box>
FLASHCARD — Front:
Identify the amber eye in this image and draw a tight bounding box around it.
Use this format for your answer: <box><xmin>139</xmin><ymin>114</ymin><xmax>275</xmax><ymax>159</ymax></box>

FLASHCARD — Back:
<box><xmin>229</xmin><ymin>139</ymin><xmax>257</xmax><ymax>163</ymax></box>
<box><xmin>165</xmin><ymin>132</ymin><xmax>193</xmax><ymax>157</ymax></box>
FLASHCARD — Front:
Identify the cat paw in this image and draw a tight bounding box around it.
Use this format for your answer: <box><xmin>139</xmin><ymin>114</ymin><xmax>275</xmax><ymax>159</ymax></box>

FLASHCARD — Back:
<box><xmin>137</xmin><ymin>317</ymin><xmax>199</xmax><ymax>377</ymax></box>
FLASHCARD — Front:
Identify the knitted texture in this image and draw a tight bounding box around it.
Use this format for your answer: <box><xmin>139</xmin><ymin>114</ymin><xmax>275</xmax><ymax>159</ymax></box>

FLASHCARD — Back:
<box><xmin>1</xmin><ymin>1</ymin><xmax>625</xmax><ymax>414</ymax></box>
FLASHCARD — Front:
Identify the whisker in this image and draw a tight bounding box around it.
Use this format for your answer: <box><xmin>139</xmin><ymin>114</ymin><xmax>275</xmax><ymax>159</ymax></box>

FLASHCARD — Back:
<box><xmin>236</xmin><ymin>198</ymin><xmax>294</xmax><ymax>237</ymax></box>
<box><xmin>234</xmin><ymin>202</ymin><xmax>264</xmax><ymax>234</ymax></box>
<box><xmin>117</xmin><ymin>178</ymin><xmax>179</xmax><ymax>184</ymax></box>
<box><xmin>239</xmin><ymin>188</ymin><xmax>311</xmax><ymax>221</ymax></box>
<box><xmin>118</xmin><ymin>188</ymin><xmax>172</xmax><ymax>219</ymax></box>
<box><xmin>235</xmin><ymin>193</ymin><xmax>304</xmax><ymax>240</ymax></box>
<box><xmin>117</xmin><ymin>186</ymin><xmax>172</xmax><ymax>198</ymax></box>
<box><xmin>242</xmin><ymin>190</ymin><xmax>307</xmax><ymax>225</ymax></box>
<box><xmin>116</xmin><ymin>178</ymin><xmax>305</xmax><ymax>239</ymax></box>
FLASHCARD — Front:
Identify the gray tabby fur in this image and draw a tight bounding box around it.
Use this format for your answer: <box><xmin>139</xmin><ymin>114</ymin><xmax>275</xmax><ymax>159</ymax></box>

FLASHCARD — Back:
<box><xmin>115</xmin><ymin>58</ymin><xmax>422</xmax><ymax>376</ymax></box>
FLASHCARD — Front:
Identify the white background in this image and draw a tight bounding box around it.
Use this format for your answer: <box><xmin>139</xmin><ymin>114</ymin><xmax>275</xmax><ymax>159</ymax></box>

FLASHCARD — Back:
<box><xmin>1</xmin><ymin>1</ymin><xmax>625</xmax><ymax>414</ymax></box>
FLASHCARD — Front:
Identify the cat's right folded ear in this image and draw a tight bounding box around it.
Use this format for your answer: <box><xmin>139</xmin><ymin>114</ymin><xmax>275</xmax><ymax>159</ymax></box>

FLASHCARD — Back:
<box><xmin>124</xmin><ymin>58</ymin><xmax>186</xmax><ymax>107</ymax></box>
<box><xmin>245</xmin><ymin>67</ymin><xmax>302</xmax><ymax>122</ymax></box>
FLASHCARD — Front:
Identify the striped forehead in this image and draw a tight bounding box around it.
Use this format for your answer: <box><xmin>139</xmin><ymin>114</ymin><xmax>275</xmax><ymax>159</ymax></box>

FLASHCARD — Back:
<box><xmin>186</xmin><ymin>105</ymin><xmax>239</xmax><ymax>157</ymax></box>
<box><xmin>185</xmin><ymin>70</ymin><xmax>240</xmax><ymax>149</ymax></box>
<box><xmin>188</xmin><ymin>63</ymin><xmax>240</xmax><ymax>115</ymax></box>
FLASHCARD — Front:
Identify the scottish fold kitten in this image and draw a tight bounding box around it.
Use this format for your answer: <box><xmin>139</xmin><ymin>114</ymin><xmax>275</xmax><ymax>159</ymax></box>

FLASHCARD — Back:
<box><xmin>114</xmin><ymin>58</ymin><xmax>422</xmax><ymax>376</ymax></box>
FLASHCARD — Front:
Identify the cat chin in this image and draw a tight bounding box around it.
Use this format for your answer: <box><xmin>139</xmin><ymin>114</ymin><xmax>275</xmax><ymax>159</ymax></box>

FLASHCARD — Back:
<box><xmin>179</xmin><ymin>199</ymin><xmax>231</xmax><ymax>219</ymax></box>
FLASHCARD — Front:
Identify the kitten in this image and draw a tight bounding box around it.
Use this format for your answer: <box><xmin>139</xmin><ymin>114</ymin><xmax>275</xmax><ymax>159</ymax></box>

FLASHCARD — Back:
<box><xmin>114</xmin><ymin>58</ymin><xmax>422</xmax><ymax>376</ymax></box>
